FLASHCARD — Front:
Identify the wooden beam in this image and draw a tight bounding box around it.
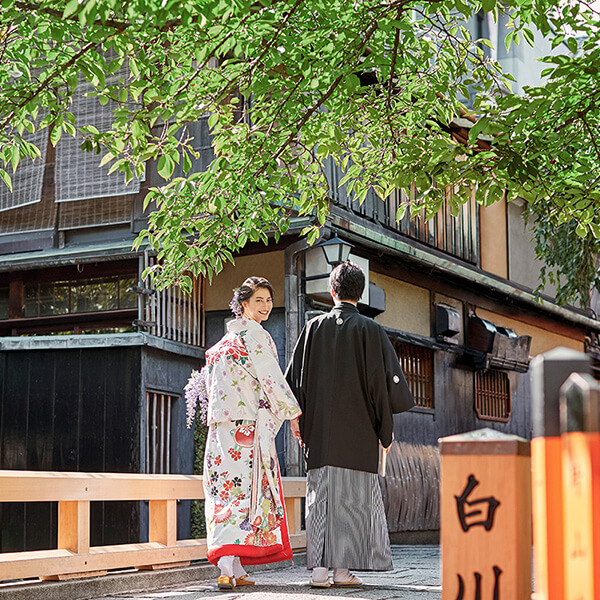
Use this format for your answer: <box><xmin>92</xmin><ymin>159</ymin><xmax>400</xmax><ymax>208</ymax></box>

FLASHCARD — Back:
<box><xmin>40</xmin><ymin>570</ymin><xmax>107</xmax><ymax>581</ymax></box>
<box><xmin>0</xmin><ymin>470</ymin><xmax>205</xmax><ymax>502</ymax></box>
<box><xmin>58</xmin><ymin>501</ymin><xmax>90</xmax><ymax>554</ymax></box>
<box><xmin>148</xmin><ymin>500</ymin><xmax>177</xmax><ymax>547</ymax></box>
<box><xmin>0</xmin><ymin>471</ymin><xmax>305</xmax><ymax>503</ymax></box>
<box><xmin>284</xmin><ymin>497</ymin><xmax>302</xmax><ymax>535</ymax></box>
<box><xmin>0</xmin><ymin>541</ymin><xmax>207</xmax><ymax>581</ymax></box>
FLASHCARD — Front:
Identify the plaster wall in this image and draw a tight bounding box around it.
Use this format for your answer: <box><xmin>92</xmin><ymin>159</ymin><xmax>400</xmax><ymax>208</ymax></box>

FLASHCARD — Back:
<box><xmin>204</xmin><ymin>251</ymin><xmax>285</xmax><ymax>311</ymax></box>
<box><xmin>479</xmin><ymin>197</ymin><xmax>508</xmax><ymax>279</ymax></box>
<box><xmin>370</xmin><ymin>272</ymin><xmax>430</xmax><ymax>336</ymax></box>
<box><xmin>507</xmin><ymin>200</ymin><xmax>564</xmax><ymax>300</ymax></box>
<box><xmin>506</xmin><ymin>201</ymin><xmax>545</xmax><ymax>292</ymax></box>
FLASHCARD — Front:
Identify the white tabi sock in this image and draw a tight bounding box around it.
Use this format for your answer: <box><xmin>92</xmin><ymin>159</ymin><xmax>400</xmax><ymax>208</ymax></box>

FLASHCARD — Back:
<box><xmin>217</xmin><ymin>555</ymin><xmax>234</xmax><ymax>578</ymax></box>
<box><xmin>333</xmin><ymin>568</ymin><xmax>362</xmax><ymax>583</ymax></box>
<box><xmin>232</xmin><ymin>557</ymin><xmax>248</xmax><ymax>578</ymax></box>
<box><xmin>311</xmin><ymin>567</ymin><xmax>329</xmax><ymax>583</ymax></box>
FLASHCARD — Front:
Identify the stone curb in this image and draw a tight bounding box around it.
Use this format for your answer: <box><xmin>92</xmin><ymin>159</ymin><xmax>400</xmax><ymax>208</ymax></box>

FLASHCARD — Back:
<box><xmin>0</xmin><ymin>554</ymin><xmax>306</xmax><ymax>600</ymax></box>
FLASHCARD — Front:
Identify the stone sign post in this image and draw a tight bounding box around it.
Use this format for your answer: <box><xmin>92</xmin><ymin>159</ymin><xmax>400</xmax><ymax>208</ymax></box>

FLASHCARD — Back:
<box><xmin>530</xmin><ymin>348</ymin><xmax>590</xmax><ymax>600</ymax></box>
<box><xmin>440</xmin><ymin>428</ymin><xmax>531</xmax><ymax>600</ymax></box>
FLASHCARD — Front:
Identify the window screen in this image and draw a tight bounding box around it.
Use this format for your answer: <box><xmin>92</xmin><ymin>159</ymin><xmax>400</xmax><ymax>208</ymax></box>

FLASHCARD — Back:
<box><xmin>475</xmin><ymin>369</ymin><xmax>511</xmax><ymax>422</ymax></box>
<box><xmin>392</xmin><ymin>340</ymin><xmax>434</xmax><ymax>410</ymax></box>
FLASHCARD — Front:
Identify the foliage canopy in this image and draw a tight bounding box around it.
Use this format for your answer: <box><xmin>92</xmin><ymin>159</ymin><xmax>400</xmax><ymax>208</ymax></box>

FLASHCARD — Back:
<box><xmin>1</xmin><ymin>0</ymin><xmax>599</xmax><ymax>304</ymax></box>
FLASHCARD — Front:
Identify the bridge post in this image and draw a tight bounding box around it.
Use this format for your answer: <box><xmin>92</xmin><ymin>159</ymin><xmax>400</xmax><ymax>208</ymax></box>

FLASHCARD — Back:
<box><xmin>560</xmin><ymin>372</ymin><xmax>600</xmax><ymax>599</ymax></box>
<box><xmin>530</xmin><ymin>347</ymin><xmax>590</xmax><ymax>600</ymax></box>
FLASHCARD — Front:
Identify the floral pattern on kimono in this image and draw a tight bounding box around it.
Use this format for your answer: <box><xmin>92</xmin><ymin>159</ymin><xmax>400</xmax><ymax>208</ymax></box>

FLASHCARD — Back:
<box><xmin>204</xmin><ymin>318</ymin><xmax>300</xmax><ymax>425</ymax></box>
<box><xmin>202</xmin><ymin>318</ymin><xmax>301</xmax><ymax>566</ymax></box>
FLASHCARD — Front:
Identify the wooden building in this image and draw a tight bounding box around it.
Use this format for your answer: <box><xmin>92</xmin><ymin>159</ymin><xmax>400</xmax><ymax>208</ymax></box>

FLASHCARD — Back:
<box><xmin>0</xmin><ymin>115</ymin><xmax>210</xmax><ymax>552</ymax></box>
<box><xmin>203</xmin><ymin>153</ymin><xmax>600</xmax><ymax>534</ymax></box>
<box><xmin>2</xmin><ymin>110</ymin><xmax>600</xmax><ymax>549</ymax></box>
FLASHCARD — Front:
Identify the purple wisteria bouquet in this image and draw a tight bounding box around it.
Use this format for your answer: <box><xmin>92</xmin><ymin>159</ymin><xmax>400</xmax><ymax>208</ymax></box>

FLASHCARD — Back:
<box><xmin>185</xmin><ymin>366</ymin><xmax>209</xmax><ymax>428</ymax></box>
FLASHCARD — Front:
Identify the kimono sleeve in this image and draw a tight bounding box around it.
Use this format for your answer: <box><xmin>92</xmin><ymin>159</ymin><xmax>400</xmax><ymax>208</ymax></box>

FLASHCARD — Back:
<box><xmin>244</xmin><ymin>326</ymin><xmax>302</xmax><ymax>421</ymax></box>
<box><xmin>380</xmin><ymin>330</ymin><xmax>415</xmax><ymax>414</ymax></box>
<box><xmin>366</xmin><ymin>326</ymin><xmax>415</xmax><ymax>447</ymax></box>
<box><xmin>284</xmin><ymin>324</ymin><xmax>308</xmax><ymax>412</ymax></box>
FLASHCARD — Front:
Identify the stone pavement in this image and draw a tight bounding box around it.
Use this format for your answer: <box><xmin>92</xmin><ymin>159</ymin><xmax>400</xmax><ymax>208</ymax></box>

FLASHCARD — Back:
<box><xmin>95</xmin><ymin>546</ymin><xmax>440</xmax><ymax>600</ymax></box>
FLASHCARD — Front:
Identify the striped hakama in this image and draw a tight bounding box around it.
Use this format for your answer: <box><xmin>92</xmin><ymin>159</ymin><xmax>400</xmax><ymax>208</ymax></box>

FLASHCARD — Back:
<box><xmin>306</xmin><ymin>465</ymin><xmax>393</xmax><ymax>571</ymax></box>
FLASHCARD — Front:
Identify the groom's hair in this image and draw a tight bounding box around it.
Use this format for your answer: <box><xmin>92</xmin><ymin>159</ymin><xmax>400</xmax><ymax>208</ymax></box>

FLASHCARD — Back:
<box><xmin>329</xmin><ymin>261</ymin><xmax>365</xmax><ymax>302</ymax></box>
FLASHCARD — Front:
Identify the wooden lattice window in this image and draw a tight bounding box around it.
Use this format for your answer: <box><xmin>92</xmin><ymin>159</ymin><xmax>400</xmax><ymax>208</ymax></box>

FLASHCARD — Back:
<box><xmin>146</xmin><ymin>391</ymin><xmax>176</xmax><ymax>474</ymax></box>
<box><xmin>475</xmin><ymin>370</ymin><xmax>511</xmax><ymax>422</ymax></box>
<box><xmin>393</xmin><ymin>340</ymin><xmax>434</xmax><ymax>410</ymax></box>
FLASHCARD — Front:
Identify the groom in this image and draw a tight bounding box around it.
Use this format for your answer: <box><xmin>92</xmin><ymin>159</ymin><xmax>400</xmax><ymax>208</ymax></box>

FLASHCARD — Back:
<box><xmin>285</xmin><ymin>261</ymin><xmax>414</xmax><ymax>587</ymax></box>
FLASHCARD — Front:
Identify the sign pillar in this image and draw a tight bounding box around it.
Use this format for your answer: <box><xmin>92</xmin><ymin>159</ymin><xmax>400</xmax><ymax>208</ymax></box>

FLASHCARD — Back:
<box><xmin>440</xmin><ymin>428</ymin><xmax>531</xmax><ymax>600</ymax></box>
<box><xmin>530</xmin><ymin>348</ymin><xmax>590</xmax><ymax>600</ymax></box>
<box><xmin>560</xmin><ymin>372</ymin><xmax>600</xmax><ymax>600</ymax></box>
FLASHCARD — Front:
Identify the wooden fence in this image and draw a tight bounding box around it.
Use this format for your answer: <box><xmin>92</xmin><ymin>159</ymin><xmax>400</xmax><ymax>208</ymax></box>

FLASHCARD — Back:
<box><xmin>140</xmin><ymin>252</ymin><xmax>204</xmax><ymax>347</ymax></box>
<box><xmin>0</xmin><ymin>470</ymin><xmax>306</xmax><ymax>582</ymax></box>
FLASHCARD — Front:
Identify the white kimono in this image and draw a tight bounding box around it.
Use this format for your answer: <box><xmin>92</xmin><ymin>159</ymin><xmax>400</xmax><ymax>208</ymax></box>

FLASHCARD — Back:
<box><xmin>202</xmin><ymin>318</ymin><xmax>301</xmax><ymax>565</ymax></box>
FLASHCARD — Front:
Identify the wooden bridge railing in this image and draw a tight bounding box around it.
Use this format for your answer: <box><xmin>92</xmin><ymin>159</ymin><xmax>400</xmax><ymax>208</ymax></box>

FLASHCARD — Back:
<box><xmin>0</xmin><ymin>470</ymin><xmax>306</xmax><ymax>582</ymax></box>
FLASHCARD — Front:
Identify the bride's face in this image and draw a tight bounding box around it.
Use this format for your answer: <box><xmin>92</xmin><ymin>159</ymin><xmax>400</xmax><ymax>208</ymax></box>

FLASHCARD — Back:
<box><xmin>242</xmin><ymin>287</ymin><xmax>273</xmax><ymax>323</ymax></box>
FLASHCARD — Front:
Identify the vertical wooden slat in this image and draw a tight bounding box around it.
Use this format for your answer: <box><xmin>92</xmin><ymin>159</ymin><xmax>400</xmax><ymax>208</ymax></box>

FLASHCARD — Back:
<box><xmin>145</xmin><ymin>392</ymin><xmax>150</xmax><ymax>473</ymax></box>
<box><xmin>170</xmin><ymin>288</ymin><xmax>175</xmax><ymax>341</ymax></box>
<box><xmin>148</xmin><ymin>499</ymin><xmax>177</xmax><ymax>547</ymax></box>
<box><xmin>58</xmin><ymin>501</ymin><xmax>90</xmax><ymax>554</ymax></box>
<box><xmin>177</xmin><ymin>287</ymin><xmax>182</xmax><ymax>342</ymax></box>
<box><xmin>284</xmin><ymin>497</ymin><xmax>302</xmax><ymax>535</ymax></box>
<box><xmin>173</xmin><ymin>288</ymin><xmax>178</xmax><ymax>342</ymax></box>
<box><xmin>160</xmin><ymin>289</ymin><xmax>165</xmax><ymax>339</ymax></box>
<box><xmin>189</xmin><ymin>287</ymin><xmax>193</xmax><ymax>345</ymax></box>
<box><xmin>151</xmin><ymin>288</ymin><xmax>157</xmax><ymax>336</ymax></box>
<box><xmin>183</xmin><ymin>288</ymin><xmax>188</xmax><ymax>345</ymax></box>
<box><xmin>180</xmin><ymin>287</ymin><xmax>185</xmax><ymax>343</ymax></box>
<box><xmin>175</xmin><ymin>288</ymin><xmax>179</xmax><ymax>342</ymax></box>
<box><xmin>189</xmin><ymin>286</ymin><xmax>193</xmax><ymax>345</ymax></box>
<box><xmin>166</xmin><ymin>396</ymin><xmax>171</xmax><ymax>474</ymax></box>
<box><xmin>165</xmin><ymin>290</ymin><xmax>170</xmax><ymax>340</ymax></box>
<box><xmin>152</xmin><ymin>393</ymin><xmax>157</xmax><ymax>474</ymax></box>
<box><xmin>192</xmin><ymin>282</ymin><xmax>197</xmax><ymax>346</ymax></box>
<box><xmin>495</xmin><ymin>371</ymin><xmax>500</xmax><ymax>418</ymax></box>
<box><xmin>200</xmin><ymin>276</ymin><xmax>205</xmax><ymax>347</ymax></box>
<box><xmin>160</xmin><ymin>394</ymin><xmax>165</xmax><ymax>473</ymax></box>
<box><xmin>158</xmin><ymin>289</ymin><xmax>163</xmax><ymax>338</ymax></box>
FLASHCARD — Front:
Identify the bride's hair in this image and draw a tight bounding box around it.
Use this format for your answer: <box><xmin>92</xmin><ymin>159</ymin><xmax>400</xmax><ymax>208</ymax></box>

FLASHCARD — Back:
<box><xmin>230</xmin><ymin>276</ymin><xmax>274</xmax><ymax>317</ymax></box>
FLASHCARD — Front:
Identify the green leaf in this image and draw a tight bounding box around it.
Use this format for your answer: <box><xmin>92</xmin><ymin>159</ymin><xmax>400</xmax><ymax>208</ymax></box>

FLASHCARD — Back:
<box><xmin>182</xmin><ymin>151</ymin><xmax>192</xmax><ymax>174</ymax></box>
<box><xmin>99</xmin><ymin>152</ymin><xmax>115</xmax><ymax>167</ymax></box>
<box><xmin>208</xmin><ymin>113</ymin><xmax>219</xmax><ymax>130</ymax></box>
<box><xmin>50</xmin><ymin>125</ymin><xmax>62</xmax><ymax>146</ymax></box>
<box><xmin>157</xmin><ymin>155</ymin><xmax>175</xmax><ymax>180</ymax></box>
<box><xmin>0</xmin><ymin>169</ymin><xmax>13</xmax><ymax>192</ymax></box>
<box><xmin>63</xmin><ymin>0</ymin><xmax>80</xmax><ymax>18</ymax></box>
<box><xmin>522</xmin><ymin>28</ymin><xmax>535</xmax><ymax>47</ymax></box>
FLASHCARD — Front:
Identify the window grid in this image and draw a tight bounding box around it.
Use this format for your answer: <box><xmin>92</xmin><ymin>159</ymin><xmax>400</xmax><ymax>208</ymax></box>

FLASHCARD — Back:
<box><xmin>146</xmin><ymin>391</ymin><xmax>175</xmax><ymax>474</ymax></box>
<box><xmin>392</xmin><ymin>340</ymin><xmax>434</xmax><ymax>410</ymax></box>
<box><xmin>23</xmin><ymin>274</ymin><xmax>137</xmax><ymax>317</ymax></box>
<box><xmin>475</xmin><ymin>370</ymin><xmax>511</xmax><ymax>422</ymax></box>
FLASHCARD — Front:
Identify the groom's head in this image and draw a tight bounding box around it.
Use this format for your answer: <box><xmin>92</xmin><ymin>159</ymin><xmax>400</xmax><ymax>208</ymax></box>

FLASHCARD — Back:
<box><xmin>329</xmin><ymin>261</ymin><xmax>365</xmax><ymax>303</ymax></box>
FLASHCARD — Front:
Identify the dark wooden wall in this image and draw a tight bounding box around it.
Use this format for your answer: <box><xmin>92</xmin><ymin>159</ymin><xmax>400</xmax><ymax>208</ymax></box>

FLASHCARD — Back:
<box><xmin>0</xmin><ymin>347</ymin><xmax>141</xmax><ymax>552</ymax></box>
<box><xmin>140</xmin><ymin>346</ymin><xmax>199</xmax><ymax>541</ymax></box>
<box><xmin>394</xmin><ymin>350</ymin><xmax>532</xmax><ymax>446</ymax></box>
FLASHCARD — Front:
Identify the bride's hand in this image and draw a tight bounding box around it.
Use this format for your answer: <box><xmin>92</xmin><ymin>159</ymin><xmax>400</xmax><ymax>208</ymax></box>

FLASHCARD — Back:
<box><xmin>290</xmin><ymin>417</ymin><xmax>303</xmax><ymax>446</ymax></box>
